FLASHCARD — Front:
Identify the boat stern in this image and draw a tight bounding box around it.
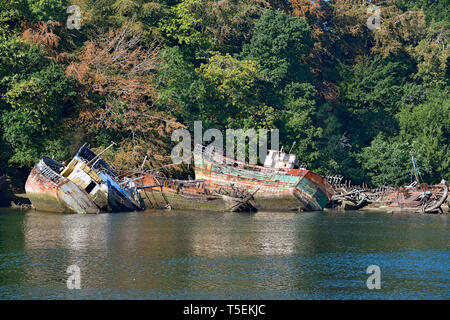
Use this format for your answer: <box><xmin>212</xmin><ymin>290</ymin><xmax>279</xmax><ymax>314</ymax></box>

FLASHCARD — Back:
<box><xmin>294</xmin><ymin>171</ymin><xmax>335</xmax><ymax>211</ymax></box>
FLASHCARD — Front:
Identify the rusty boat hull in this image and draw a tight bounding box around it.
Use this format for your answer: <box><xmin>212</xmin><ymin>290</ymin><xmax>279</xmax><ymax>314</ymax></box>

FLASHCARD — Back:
<box><xmin>193</xmin><ymin>150</ymin><xmax>334</xmax><ymax>211</ymax></box>
<box><xmin>384</xmin><ymin>183</ymin><xmax>449</xmax><ymax>213</ymax></box>
<box><xmin>25</xmin><ymin>157</ymin><xmax>100</xmax><ymax>214</ymax></box>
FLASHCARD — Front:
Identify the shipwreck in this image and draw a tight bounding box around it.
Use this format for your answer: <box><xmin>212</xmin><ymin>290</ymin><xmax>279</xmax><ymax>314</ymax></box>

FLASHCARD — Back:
<box><xmin>328</xmin><ymin>153</ymin><xmax>449</xmax><ymax>214</ymax></box>
<box><xmin>137</xmin><ymin>173</ymin><xmax>258</xmax><ymax>212</ymax></box>
<box><xmin>192</xmin><ymin>144</ymin><xmax>334</xmax><ymax>211</ymax></box>
<box><xmin>25</xmin><ymin>157</ymin><xmax>100</xmax><ymax>214</ymax></box>
<box><xmin>25</xmin><ymin>144</ymin><xmax>143</xmax><ymax>213</ymax></box>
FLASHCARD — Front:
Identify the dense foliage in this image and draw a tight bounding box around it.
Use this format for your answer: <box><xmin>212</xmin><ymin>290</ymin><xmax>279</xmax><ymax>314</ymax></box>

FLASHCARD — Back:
<box><xmin>0</xmin><ymin>0</ymin><xmax>448</xmax><ymax>188</ymax></box>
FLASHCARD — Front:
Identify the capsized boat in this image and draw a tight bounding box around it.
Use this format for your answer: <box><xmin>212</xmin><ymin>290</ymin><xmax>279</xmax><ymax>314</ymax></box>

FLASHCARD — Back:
<box><xmin>137</xmin><ymin>173</ymin><xmax>257</xmax><ymax>212</ymax></box>
<box><xmin>61</xmin><ymin>144</ymin><xmax>143</xmax><ymax>212</ymax></box>
<box><xmin>25</xmin><ymin>157</ymin><xmax>100</xmax><ymax>214</ymax></box>
<box><xmin>193</xmin><ymin>145</ymin><xmax>334</xmax><ymax>211</ymax></box>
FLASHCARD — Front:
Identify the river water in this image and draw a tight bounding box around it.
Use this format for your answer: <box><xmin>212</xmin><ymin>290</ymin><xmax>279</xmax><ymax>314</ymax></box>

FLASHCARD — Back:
<box><xmin>0</xmin><ymin>208</ymin><xmax>448</xmax><ymax>299</ymax></box>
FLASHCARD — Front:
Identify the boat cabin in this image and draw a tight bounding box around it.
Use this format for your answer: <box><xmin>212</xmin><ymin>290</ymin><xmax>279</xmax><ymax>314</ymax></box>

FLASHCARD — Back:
<box><xmin>263</xmin><ymin>150</ymin><xmax>298</xmax><ymax>169</ymax></box>
<box><xmin>60</xmin><ymin>157</ymin><xmax>109</xmax><ymax>210</ymax></box>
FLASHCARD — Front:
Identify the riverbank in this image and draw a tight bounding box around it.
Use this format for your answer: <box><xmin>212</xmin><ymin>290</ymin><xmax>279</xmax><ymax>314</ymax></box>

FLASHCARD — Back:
<box><xmin>0</xmin><ymin>178</ymin><xmax>32</xmax><ymax>209</ymax></box>
<box><xmin>325</xmin><ymin>203</ymin><xmax>450</xmax><ymax>214</ymax></box>
<box><xmin>2</xmin><ymin>179</ymin><xmax>449</xmax><ymax>215</ymax></box>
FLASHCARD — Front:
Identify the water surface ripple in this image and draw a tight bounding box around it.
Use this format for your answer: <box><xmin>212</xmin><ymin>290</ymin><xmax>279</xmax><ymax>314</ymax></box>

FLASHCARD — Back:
<box><xmin>0</xmin><ymin>209</ymin><xmax>448</xmax><ymax>299</ymax></box>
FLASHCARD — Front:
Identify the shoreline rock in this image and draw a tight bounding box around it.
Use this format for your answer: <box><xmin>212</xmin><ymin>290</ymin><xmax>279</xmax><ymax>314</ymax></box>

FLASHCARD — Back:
<box><xmin>0</xmin><ymin>176</ymin><xmax>32</xmax><ymax>209</ymax></box>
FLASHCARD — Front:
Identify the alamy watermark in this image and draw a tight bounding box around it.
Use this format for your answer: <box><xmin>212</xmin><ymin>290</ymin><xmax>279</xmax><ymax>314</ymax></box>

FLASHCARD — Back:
<box><xmin>171</xmin><ymin>121</ymin><xmax>280</xmax><ymax>165</ymax></box>
<box><xmin>367</xmin><ymin>5</ymin><xmax>381</xmax><ymax>31</ymax></box>
<box><xmin>67</xmin><ymin>264</ymin><xmax>81</xmax><ymax>289</ymax></box>
<box><xmin>366</xmin><ymin>265</ymin><xmax>381</xmax><ymax>289</ymax></box>
<box><xmin>66</xmin><ymin>5</ymin><xmax>81</xmax><ymax>30</ymax></box>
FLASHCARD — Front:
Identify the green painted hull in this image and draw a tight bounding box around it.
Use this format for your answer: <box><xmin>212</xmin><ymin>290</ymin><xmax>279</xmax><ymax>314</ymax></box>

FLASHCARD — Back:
<box><xmin>194</xmin><ymin>154</ymin><xmax>333</xmax><ymax>211</ymax></box>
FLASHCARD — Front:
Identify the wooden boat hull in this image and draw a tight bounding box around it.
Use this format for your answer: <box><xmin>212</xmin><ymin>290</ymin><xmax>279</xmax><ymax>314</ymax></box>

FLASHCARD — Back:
<box><xmin>385</xmin><ymin>183</ymin><xmax>449</xmax><ymax>213</ymax></box>
<box><xmin>140</xmin><ymin>187</ymin><xmax>229</xmax><ymax>211</ymax></box>
<box><xmin>25</xmin><ymin>159</ymin><xmax>100</xmax><ymax>214</ymax></box>
<box><xmin>138</xmin><ymin>174</ymin><xmax>256</xmax><ymax>212</ymax></box>
<box><xmin>193</xmin><ymin>155</ymin><xmax>333</xmax><ymax>211</ymax></box>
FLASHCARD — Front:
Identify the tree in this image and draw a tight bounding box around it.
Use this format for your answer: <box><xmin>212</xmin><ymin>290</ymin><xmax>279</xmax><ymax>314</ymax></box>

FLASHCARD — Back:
<box><xmin>0</xmin><ymin>0</ymin><xmax>66</xmax><ymax>34</ymax></box>
<box><xmin>358</xmin><ymin>134</ymin><xmax>430</xmax><ymax>186</ymax></box>
<box><xmin>201</xmin><ymin>0</ymin><xmax>270</xmax><ymax>54</ymax></box>
<box><xmin>409</xmin><ymin>20</ymin><xmax>449</xmax><ymax>86</ymax></box>
<box><xmin>338</xmin><ymin>54</ymin><xmax>415</xmax><ymax>147</ymax></box>
<box><xmin>160</xmin><ymin>0</ymin><xmax>213</xmax><ymax>55</ymax></box>
<box><xmin>240</xmin><ymin>9</ymin><xmax>313</xmax><ymax>89</ymax></box>
<box><xmin>66</xmin><ymin>20</ymin><xmax>182</xmax><ymax>170</ymax></box>
<box><xmin>279</xmin><ymin>82</ymin><xmax>323</xmax><ymax>167</ymax></box>
<box><xmin>0</xmin><ymin>37</ymin><xmax>73</xmax><ymax>168</ymax></box>
<box><xmin>198</xmin><ymin>52</ymin><xmax>275</xmax><ymax>129</ymax></box>
<box><xmin>159</xmin><ymin>0</ymin><xmax>270</xmax><ymax>55</ymax></box>
<box><xmin>156</xmin><ymin>45</ymin><xmax>214</xmax><ymax>129</ymax></box>
<box><xmin>397</xmin><ymin>87</ymin><xmax>450</xmax><ymax>182</ymax></box>
<box><xmin>71</xmin><ymin>0</ymin><xmax>171</xmax><ymax>42</ymax></box>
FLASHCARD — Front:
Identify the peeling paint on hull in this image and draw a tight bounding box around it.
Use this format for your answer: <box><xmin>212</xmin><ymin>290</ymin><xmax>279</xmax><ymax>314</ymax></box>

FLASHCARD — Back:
<box><xmin>25</xmin><ymin>160</ymin><xmax>100</xmax><ymax>214</ymax></box>
<box><xmin>194</xmin><ymin>155</ymin><xmax>334</xmax><ymax>211</ymax></box>
<box><xmin>140</xmin><ymin>188</ymin><xmax>229</xmax><ymax>211</ymax></box>
<box><xmin>138</xmin><ymin>174</ymin><xmax>252</xmax><ymax>212</ymax></box>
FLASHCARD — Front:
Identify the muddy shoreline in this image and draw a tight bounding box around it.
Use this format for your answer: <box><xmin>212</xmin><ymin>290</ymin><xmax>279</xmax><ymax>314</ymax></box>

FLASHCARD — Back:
<box><xmin>325</xmin><ymin>203</ymin><xmax>449</xmax><ymax>214</ymax></box>
<box><xmin>2</xmin><ymin>178</ymin><xmax>449</xmax><ymax>214</ymax></box>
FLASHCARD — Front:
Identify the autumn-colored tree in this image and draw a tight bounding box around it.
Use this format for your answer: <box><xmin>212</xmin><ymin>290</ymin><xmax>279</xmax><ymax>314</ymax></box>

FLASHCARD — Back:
<box><xmin>66</xmin><ymin>19</ymin><xmax>182</xmax><ymax>171</ymax></box>
<box><xmin>0</xmin><ymin>0</ymin><xmax>448</xmax><ymax>187</ymax></box>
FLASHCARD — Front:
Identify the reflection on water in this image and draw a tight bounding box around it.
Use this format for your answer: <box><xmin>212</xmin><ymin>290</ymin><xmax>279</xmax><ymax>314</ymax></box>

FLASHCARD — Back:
<box><xmin>0</xmin><ymin>208</ymin><xmax>448</xmax><ymax>299</ymax></box>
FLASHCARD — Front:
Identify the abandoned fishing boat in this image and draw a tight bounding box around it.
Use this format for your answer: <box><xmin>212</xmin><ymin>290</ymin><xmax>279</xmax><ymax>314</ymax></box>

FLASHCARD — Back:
<box><xmin>25</xmin><ymin>144</ymin><xmax>144</xmax><ymax>213</ymax></box>
<box><xmin>328</xmin><ymin>181</ymin><xmax>449</xmax><ymax>213</ymax></box>
<box><xmin>326</xmin><ymin>153</ymin><xmax>449</xmax><ymax>214</ymax></box>
<box><xmin>384</xmin><ymin>153</ymin><xmax>449</xmax><ymax>213</ymax></box>
<box><xmin>137</xmin><ymin>173</ymin><xmax>257</xmax><ymax>212</ymax></box>
<box><xmin>368</xmin><ymin>152</ymin><xmax>449</xmax><ymax>213</ymax></box>
<box><xmin>193</xmin><ymin>145</ymin><xmax>334</xmax><ymax>211</ymax></box>
<box><xmin>61</xmin><ymin>143</ymin><xmax>143</xmax><ymax>212</ymax></box>
<box><xmin>25</xmin><ymin>157</ymin><xmax>100</xmax><ymax>214</ymax></box>
<box><xmin>382</xmin><ymin>181</ymin><xmax>448</xmax><ymax>214</ymax></box>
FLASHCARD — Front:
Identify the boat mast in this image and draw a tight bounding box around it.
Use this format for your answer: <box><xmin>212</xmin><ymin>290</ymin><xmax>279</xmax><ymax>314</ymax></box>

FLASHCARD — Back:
<box><xmin>411</xmin><ymin>151</ymin><xmax>421</xmax><ymax>184</ymax></box>
<box><xmin>289</xmin><ymin>141</ymin><xmax>296</xmax><ymax>154</ymax></box>
<box><xmin>87</xmin><ymin>142</ymin><xmax>116</xmax><ymax>166</ymax></box>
